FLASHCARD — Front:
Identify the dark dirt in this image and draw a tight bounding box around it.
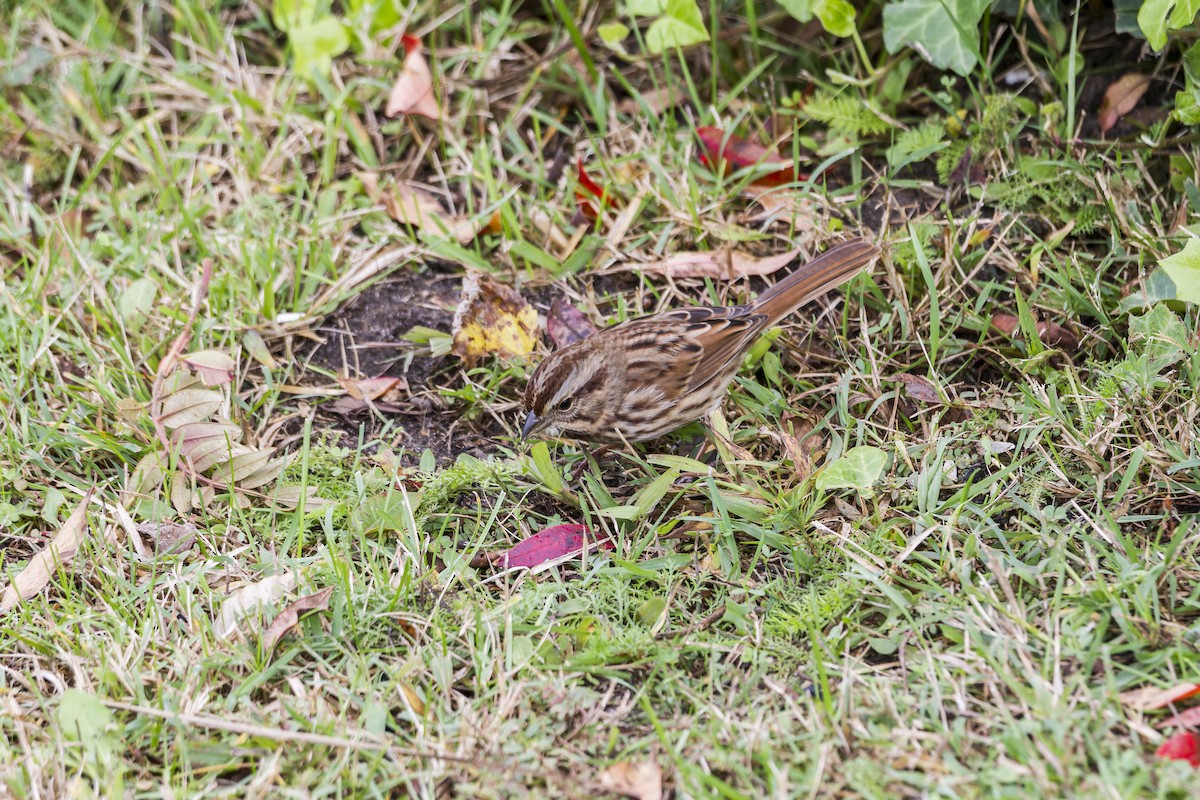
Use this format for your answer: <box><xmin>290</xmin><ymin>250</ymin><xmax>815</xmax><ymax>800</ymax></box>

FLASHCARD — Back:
<box><xmin>299</xmin><ymin>263</ymin><xmax>637</xmax><ymax>466</ymax></box>
<box><xmin>301</xmin><ymin>266</ymin><xmax>500</xmax><ymax>465</ymax></box>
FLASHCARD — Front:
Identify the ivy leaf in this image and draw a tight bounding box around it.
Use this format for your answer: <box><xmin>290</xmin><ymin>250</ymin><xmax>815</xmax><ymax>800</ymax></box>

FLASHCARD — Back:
<box><xmin>272</xmin><ymin>0</ymin><xmax>315</xmax><ymax>32</ymax></box>
<box><xmin>816</xmin><ymin>446</ymin><xmax>889</xmax><ymax>494</ymax></box>
<box><xmin>625</xmin><ymin>0</ymin><xmax>668</xmax><ymax>14</ymax></box>
<box><xmin>1129</xmin><ymin>303</ymin><xmax>1189</xmax><ymax>371</ymax></box>
<box><xmin>778</xmin><ymin>0</ymin><xmax>857</xmax><ymax>37</ymax></box>
<box><xmin>1138</xmin><ymin>0</ymin><xmax>1200</xmax><ymax>50</ymax></box>
<box><xmin>644</xmin><ymin>0</ymin><xmax>708</xmax><ymax>53</ymax></box>
<box><xmin>882</xmin><ymin>0</ymin><xmax>989</xmax><ymax>76</ymax></box>
<box><xmin>1159</xmin><ymin>238</ymin><xmax>1200</xmax><ymax>305</ymax></box>
<box><xmin>288</xmin><ymin>16</ymin><xmax>350</xmax><ymax>80</ymax></box>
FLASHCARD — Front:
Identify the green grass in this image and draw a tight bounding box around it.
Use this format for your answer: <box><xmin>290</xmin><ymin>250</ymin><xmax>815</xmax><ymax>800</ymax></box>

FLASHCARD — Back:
<box><xmin>2</xmin><ymin>1</ymin><xmax>1199</xmax><ymax>798</ymax></box>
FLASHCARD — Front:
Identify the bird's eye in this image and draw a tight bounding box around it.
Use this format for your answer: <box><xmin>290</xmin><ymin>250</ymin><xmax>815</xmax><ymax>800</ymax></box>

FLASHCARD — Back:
<box><xmin>557</xmin><ymin>397</ymin><xmax>574</xmax><ymax>411</ymax></box>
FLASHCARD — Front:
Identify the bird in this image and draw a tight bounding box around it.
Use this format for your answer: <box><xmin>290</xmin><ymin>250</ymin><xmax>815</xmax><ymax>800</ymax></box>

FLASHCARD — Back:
<box><xmin>521</xmin><ymin>237</ymin><xmax>881</xmax><ymax>444</ymax></box>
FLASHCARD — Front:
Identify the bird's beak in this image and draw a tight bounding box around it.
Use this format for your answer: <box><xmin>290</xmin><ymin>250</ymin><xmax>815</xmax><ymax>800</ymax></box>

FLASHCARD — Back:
<box><xmin>521</xmin><ymin>411</ymin><xmax>541</xmax><ymax>440</ymax></box>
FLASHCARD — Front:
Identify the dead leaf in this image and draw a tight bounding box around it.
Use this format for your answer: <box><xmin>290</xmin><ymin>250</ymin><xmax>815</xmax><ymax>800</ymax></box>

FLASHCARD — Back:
<box><xmin>0</xmin><ymin>491</ymin><xmax>93</xmax><ymax>614</ymax></box>
<box><xmin>1119</xmin><ymin>682</ymin><xmax>1200</xmax><ymax>711</ymax></box>
<box><xmin>770</xmin><ymin>419</ymin><xmax>820</xmax><ymax>480</ymax></box>
<box><xmin>990</xmin><ymin>313</ymin><xmax>1081</xmax><ymax>349</ymax></box>
<box><xmin>451</xmin><ymin>273</ymin><xmax>539</xmax><ymax>368</ymax></box>
<box><xmin>617</xmin><ymin>87</ymin><xmax>679</xmax><ymax>116</ymax></box>
<box><xmin>399</xmin><ymin>682</ymin><xmax>426</xmax><ymax>715</ymax></box>
<box><xmin>547</xmin><ymin>299</ymin><xmax>598</xmax><ymax>348</ymax></box>
<box><xmin>324</xmin><ymin>396</ymin><xmax>406</xmax><ymax>416</ymax></box>
<box><xmin>338</xmin><ymin>375</ymin><xmax>406</xmax><ymax>402</ymax></box>
<box><xmin>741</xmin><ymin>185</ymin><xmax>816</xmax><ymax>228</ymax></box>
<box><xmin>182</xmin><ymin>349</ymin><xmax>236</xmax><ymax>386</ymax></box>
<box><xmin>243</xmin><ymin>330</ymin><xmax>278</xmax><ymax>369</ymax></box>
<box><xmin>1159</xmin><ymin>705</ymin><xmax>1200</xmax><ymax>729</ymax></box>
<box><xmin>262</xmin><ymin>587</ymin><xmax>334</xmax><ymax>651</ymax></box>
<box><xmin>598</xmin><ymin>760</ymin><xmax>662</xmax><ymax>800</ymax></box>
<box><xmin>892</xmin><ymin>373</ymin><xmax>941</xmax><ymax>403</ymax></box>
<box><xmin>360</xmin><ymin>173</ymin><xmax>490</xmax><ymax>246</ymax></box>
<box><xmin>137</xmin><ymin>520</ymin><xmax>198</xmax><ymax>554</ymax></box>
<box><xmin>385</xmin><ymin>34</ymin><xmax>440</xmax><ymax>119</ymax></box>
<box><xmin>214</xmin><ymin>571</ymin><xmax>297</xmax><ymax>639</ymax></box>
<box><xmin>1099</xmin><ymin>73</ymin><xmax>1151</xmax><ymax>135</ymax></box>
<box><xmin>640</xmin><ymin>245</ymin><xmax>803</xmax><ymax>280</ymax></box>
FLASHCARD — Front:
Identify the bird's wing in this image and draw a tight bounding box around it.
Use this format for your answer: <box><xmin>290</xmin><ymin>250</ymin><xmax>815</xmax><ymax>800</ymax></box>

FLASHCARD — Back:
<box><xmin>618</xmin><ymin>306</ymin><xmax>767</xmax><ymax>397</ymax></box>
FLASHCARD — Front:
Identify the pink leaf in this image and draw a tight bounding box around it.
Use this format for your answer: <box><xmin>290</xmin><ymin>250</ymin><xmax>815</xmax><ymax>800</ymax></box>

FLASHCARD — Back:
<box><xmin>547</xmin><ymin>299</ymin><xmax>598</xmax><ymax>348</ymax></box>
<box><xmin>1159</xmin><ymin>705</ymin><xmax>1200</xmax><ymax>730</ymax></box>
<box><xmin>502</xmin><ymin>524</ymin><xmax>612</xmax><ymax>569</ymax></box>
<box><xmin>385</xmin><ymin>35</ymin><xmax>441</xmax><ymax>120</ymax></box>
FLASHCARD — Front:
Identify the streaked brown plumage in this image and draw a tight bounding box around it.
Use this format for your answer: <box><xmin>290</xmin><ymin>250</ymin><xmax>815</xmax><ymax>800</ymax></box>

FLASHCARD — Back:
<box><xmin>522</xmin><ymin>238</ymin><xmax>881</xmax><ymax>443</ymax></box>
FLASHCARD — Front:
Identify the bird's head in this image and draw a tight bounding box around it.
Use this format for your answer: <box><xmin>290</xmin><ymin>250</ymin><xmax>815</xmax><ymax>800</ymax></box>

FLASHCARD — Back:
<box><xmin>521</xmin><ymin>345</ymin><xmax>610</xmax><ymax>440</ymax></box>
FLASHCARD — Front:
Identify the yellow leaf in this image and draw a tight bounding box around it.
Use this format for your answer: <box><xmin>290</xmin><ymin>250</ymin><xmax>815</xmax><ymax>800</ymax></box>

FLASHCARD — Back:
<box><xmin>451</xmin><ymin>273</ymin><xmax>539</xmax><ymax>367</ymax></box>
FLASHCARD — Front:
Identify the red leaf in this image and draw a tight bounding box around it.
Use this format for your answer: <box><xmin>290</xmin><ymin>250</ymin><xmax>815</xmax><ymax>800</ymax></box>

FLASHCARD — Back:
<box><xmin>696</xmin><ymin>126</ymin><xmax>806</xmax><ymax>187</ymax></box>
<box><xmin>547</xmin><ymin>299</ymin><xmax>598</xmax><ymax>348</ymax></box>
<box><xmin>575</xmin><ymin>158</ymin><xmax>613</xmax><ymax>220</ymax></box>
<box><xmin>385</xmin><ymin>34</ymin><xmax>440</xmax><ymax>119</ymax></box>
<box><xmin>1156</xmin><ymin>731</ymin><xmax>1200</xmax><ymax>767</ymax></box>
<box><xmin>503</xmin><ymin>524</ymin><xmax>612</xmax><ymax>569</ymax></box>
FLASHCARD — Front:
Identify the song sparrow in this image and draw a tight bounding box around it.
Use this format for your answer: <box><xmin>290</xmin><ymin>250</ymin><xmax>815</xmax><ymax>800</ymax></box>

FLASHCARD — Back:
<box><xmin>522</xmin><ymin>238</ymin><xmax>880</xmax><ymax>443</ymax></box>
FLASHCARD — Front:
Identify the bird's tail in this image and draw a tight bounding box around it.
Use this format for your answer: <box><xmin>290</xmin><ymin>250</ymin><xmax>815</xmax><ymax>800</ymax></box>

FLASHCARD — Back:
<box><xmin>751</xmin><ymin>238</ymin><xmax>880</xmax><ymax>325</ymax></box>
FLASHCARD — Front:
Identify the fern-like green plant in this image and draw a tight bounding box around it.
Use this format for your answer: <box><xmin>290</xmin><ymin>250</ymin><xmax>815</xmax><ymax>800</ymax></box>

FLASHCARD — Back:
<box><xmin>804</xmin><ymin>90</ymin><xmax>892</xmax><ymax>137</ymax></box>
<box><xmin>887</xmin><ymin>119</ymin><xmax>949</xmax><ymax>170</ymax></box>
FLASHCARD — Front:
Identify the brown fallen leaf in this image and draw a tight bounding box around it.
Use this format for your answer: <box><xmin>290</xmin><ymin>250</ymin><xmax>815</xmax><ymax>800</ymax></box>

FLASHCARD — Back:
<box><xmin>360</xmin><ymin>172</ymin><xmax>492</xmax><ymax>246</ymax></box>
<box><xmin>1159</xmin><ymin>704</ymin><xmax>1200</xmax><ymax>729</ymax></box>
<box><xmin>262</xmin><ymin>587</ymin><xmax>334</xmax><ymax>651</ymax></box>
<box><xmin>547</xmin><ymin>299</ymin><xmax>598</xmax><ymax>348</ymax></box>
<box><xmin>0</xmin><ymin>490</ymin><xmax>94</xmax><ymax>614</ymax></box>
<box><xmin>214</xmin><ymin>571</ymin><xmax>297</xmax><ymax>639</ymax></box>
<box><xmin>451</xmin><ymin>273</ymin><xmax>539</xmax><ymax>368</ymax></box>
<box><xmin>1119</xmin><ymin>682</ymin><xmax>1200</xmax><ymax>711</ymax></box>
<box><xmin>740</xmin><ymin>185</ymin><xmax>816</xmax><ymax>228</ymax></box>
<box><xmin>137</xmin><ymin>520</ymin><xmax>198</xmax><ymax>554</ymax></box>
<box><xmin>990</xmin><ymin>313</ymin><xmax>1081</xmax><ymax>349</ymax></box>
<box><xmin>774</xmin><ymin>416</ymin><xmax>823</xmax><ymax>480</ymax></box>
<box><xmin>324</xmin><ymin>396</ymin><xmax>407</xmax><ymax>416</ymax></box>
<box><xmin>338</xmin><ymin>374</ymin><xmax>407</xmax><ymax>402</ymax></box>
<box><xmin>1099</xmin><ymin>72</ymin><xmax>1151</xmax><ymax>135</ymax></box>
<box><xmin>891</xmin><ymin>373</ymin><xmax>941</xmax><ymax>403</ymax></box>
<box><xmin>385</xmin><ymin>34</ymin><xmax>440</xmax><ymax>120</ymax></box>
<box><xmin>617</xmin><ymin>87</ymin><xmax>679</xmax><ymax>116</ymax></box>
<box><xmin>598</xmin><ymin>760</ymin><xmax>662</xmax><ymax>800</ymax></box>
<box><xmin>640</xmin><ymin>245</ymin><xmax>803</xmax><ymax>280</ymax></box>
